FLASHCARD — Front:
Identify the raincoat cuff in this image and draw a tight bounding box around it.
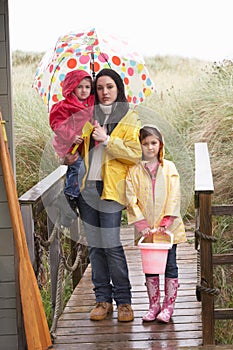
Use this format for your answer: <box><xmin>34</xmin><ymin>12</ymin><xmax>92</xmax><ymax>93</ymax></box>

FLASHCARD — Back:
<box><xmin>102</xmin><ymin>135</ymin><xmax>110</xmax><ymax>146</ymax></box>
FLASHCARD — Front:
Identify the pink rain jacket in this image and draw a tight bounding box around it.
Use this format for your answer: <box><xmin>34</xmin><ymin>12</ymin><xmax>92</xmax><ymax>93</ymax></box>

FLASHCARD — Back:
<box><xmin>49</xmin><ymin>70</ymin><xmax>94</xmax><ymax>157</ymax></box>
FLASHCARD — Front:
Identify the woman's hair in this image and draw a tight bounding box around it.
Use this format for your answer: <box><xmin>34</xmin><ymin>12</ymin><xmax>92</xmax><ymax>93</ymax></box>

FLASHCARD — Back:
<box><xmin>93</xmin><ymin>68</ymin><xmax>128</xmax><ymax>104</ymax></box>
<box><xmin>139</xmin><ymin>126</ymin><xmax>164</xmax><ymax>164</ymax></box>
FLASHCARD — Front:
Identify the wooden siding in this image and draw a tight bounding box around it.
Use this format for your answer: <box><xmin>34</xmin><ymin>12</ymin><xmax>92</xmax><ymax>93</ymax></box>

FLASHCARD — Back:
<box><xmin>0</xmin><ymin>1</ymin><xmax>20</xmax><ymax>349</ymax></box>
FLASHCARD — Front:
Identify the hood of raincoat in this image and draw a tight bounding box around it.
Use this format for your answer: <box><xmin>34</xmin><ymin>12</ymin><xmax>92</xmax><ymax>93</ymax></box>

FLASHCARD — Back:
<box><xmin>62</xmin><ymin>69</ymin><xmax>92</xmax><ymax>98</ymax></box>
<box><xmin>49</xmin><ymin>69</ymin><xmax>94</xmax><ymax>133</ymax></box>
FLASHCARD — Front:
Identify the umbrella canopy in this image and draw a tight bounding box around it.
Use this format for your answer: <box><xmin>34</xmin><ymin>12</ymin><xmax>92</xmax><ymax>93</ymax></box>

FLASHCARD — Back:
<box><xmin>33</xmin><ymin>27</ymin><xmax>155</xmax><ymax>110</ymax></box>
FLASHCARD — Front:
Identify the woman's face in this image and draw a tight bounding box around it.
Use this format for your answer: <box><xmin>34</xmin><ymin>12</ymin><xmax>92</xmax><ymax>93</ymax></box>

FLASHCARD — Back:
<box><xmin>96</xmin><ymin>76</ymin><xmax>118</xmax><ymax>105</ymax></box>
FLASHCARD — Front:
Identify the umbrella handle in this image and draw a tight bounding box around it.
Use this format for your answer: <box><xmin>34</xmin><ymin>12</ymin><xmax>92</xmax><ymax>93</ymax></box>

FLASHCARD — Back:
<box><xmin>91</xmin><ymin>52</ymin><xmax>95</xmax><ymax>79</ymax></box>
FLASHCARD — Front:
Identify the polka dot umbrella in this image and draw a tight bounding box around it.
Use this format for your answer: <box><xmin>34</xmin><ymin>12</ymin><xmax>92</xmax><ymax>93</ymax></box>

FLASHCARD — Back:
<box><xmin>32</xmin><ymin>27</ymin><xmax>155</xmax><ymax>111</ymax></box>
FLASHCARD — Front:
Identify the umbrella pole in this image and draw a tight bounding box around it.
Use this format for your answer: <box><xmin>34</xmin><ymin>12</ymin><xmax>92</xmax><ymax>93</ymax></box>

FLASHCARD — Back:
<box><xmin>91</xmin><ymin>52</ymin><xmax>95</xmax><ymax>79</ymax></box>
<box><xmin>0</xmin><ymin>111</ymin><xmax>53</xmax><ymax>350</ymax></box>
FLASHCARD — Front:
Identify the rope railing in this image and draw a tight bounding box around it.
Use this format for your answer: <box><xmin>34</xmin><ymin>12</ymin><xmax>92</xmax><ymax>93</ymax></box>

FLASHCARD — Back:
<box><xmin>33</xmin><ymin>214</ymin><xmax>84</xmax><ymax>338</ymax></box>
<box><xmin>195</xmin><ymin>228</ymin><xmax>220</xmax><ymax>300</ymax></box>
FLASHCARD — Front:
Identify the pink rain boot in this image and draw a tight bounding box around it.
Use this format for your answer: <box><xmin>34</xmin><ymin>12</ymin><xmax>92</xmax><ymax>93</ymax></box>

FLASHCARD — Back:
<box><xmin>142</xmin><ymin>276</ymin><xmax>161</xmax><ymax>322</ymax></box>
<box><xmin>156</xmin><ymin>278</ymin><xmax>179</xmax><ymax>323</ymax></box>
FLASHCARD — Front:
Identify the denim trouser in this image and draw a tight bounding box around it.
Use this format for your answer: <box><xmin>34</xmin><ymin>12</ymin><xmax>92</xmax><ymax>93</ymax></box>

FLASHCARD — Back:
<box><xmin>146</xmin><ymin>244</ymin><xmax>178</xmax><ymax>278</ymax></box>
<box><xmin>76</xmin><ymin>180</ymin><xmax>132</xmax><ymax>305</ymax></box>
<box><xmin>64</xmin><ymin>156</ymin><xmax>86</xmax><ymax>198</ymax></box>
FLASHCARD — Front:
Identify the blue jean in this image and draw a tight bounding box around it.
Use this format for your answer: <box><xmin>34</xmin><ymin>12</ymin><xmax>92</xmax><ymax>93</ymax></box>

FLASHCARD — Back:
<box><xmin>77</xmin><ymin>180</ymin><xmax>132</xmax><ymax>305</ymax></box>
<box><xmin>146</xmin><ymin>244</ymin><xmax>178</xmax><ymax>278</ymax></box>
<box><xmin>64</xmin><ymin>156</ymin><xmax>86</xmax><ymax>198</ymax></box>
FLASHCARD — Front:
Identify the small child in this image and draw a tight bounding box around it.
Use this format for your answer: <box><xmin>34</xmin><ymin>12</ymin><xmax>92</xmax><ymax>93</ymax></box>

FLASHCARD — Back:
<box><xmin>49</xmin><ymin>69</ymin><xmax>94</xmax><ymax>212</ymax></box>
<box><xmin>125</xmin><ymin>125</ymin><xmax>186</xmax><ymax>323</ymax></box>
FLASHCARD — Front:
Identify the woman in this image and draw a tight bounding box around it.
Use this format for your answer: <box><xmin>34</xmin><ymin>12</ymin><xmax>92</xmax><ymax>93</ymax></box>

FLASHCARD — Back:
<box><xmin>65</xmin><ymin>69</ymin><xmax>141</xmax><ymax>322</ymax></box>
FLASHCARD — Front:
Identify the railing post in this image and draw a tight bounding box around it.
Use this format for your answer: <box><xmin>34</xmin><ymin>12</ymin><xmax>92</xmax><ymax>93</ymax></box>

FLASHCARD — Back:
<box><xmin>194</xmin><ymin>142</ymin><xmax>215</xmax><ymax>345</ymax></box>
<box><xmin>20</xmin><ymin>203</ymin><xmax>35</xmax><ymax>267</ymax></box>
<box><xmin>199</xmin><ymin>192</ymin><xmax>215</xmax><ymax>345</ymax></box>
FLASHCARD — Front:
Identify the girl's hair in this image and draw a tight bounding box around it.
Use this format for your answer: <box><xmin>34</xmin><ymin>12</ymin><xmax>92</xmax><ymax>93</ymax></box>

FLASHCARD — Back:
<box><xmin>139</xmin><ymin>126</ymin><xmax>164</xmax><ymax>165</ymax></box>
<box><xmin>93</xmin><ymin>68</ymin><xmax>128</xmax><ymax>104</ymax></box>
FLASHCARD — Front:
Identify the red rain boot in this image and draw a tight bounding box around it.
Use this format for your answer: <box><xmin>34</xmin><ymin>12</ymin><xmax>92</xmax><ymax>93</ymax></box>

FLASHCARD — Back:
<box><xmin>142</xmin><ymin>276</ymin><xmax>161</xmax><ymax>322</ymax></box>
<box><xmin>156</xmin><ymin>277</ymin><xmax>179</xmax><ymax>323</ymax></box>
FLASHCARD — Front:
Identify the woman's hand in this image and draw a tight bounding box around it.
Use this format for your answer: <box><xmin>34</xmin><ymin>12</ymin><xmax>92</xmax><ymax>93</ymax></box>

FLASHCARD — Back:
<box><xmin>92</xmin><ymin>121</ymin><xmax>108</xmax><ymax>142</ymax></box>
<box><xmin>63</xmin><ymin>152</ymin><xmax>79</xmax><ymax>165</ymax></box>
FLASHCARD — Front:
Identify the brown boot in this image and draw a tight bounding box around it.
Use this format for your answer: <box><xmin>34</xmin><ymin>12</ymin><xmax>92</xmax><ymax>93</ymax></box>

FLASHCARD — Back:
<box><xmin>118</xmin><ymin>304</ymin><xmax>134</xmax><ymax>322</ymax></box>
<box><xmin>90</xmin><ymin>302</ymin><xmax>113</xmax><ymax>321</ymax></box>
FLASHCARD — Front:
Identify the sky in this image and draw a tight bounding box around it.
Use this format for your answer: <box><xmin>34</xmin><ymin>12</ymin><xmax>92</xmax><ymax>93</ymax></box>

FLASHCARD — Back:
<box><xmin>8</xmin><ymin>0</ymin><xmax>233</xmax><ymax>62</ymax></box>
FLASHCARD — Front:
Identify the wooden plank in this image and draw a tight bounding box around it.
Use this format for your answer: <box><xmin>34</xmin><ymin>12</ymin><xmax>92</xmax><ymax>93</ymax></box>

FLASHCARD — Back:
<box><xmin>0</xmin><ymin>202</ymin><xmax>11</xmax><ymax>227</ymax></box>
<box><xmin>53</xmin><ymin>226</ymin><xmax>202</xmax><ymax>349</ymax></box>
<box><xmin>212</xmin><ymin>205</ymin><xmax>233</xmax><ymax>216</ymax></box>
<box><xmin>0</xmin><ymin>14</ymin><xmax>5</xmax><ymax>41</ymax></box>
<box><xmin>0</xmin><ymin>42</ymin><xmax>6</xmax><ymax>67</ymax></box>
<box><xmin>0</xmin><ymin>335</ymin><xmax>18</xmax><ymax>350</ymax></box>
<box><xmin>0</xmin><ymin>255</ymin><xmax>15</xmax><ymax>281</ymax></box>
<box><xmin>0</xmin><ymin>282</ymin><xmax>16</xmax><ymax>309</ymax></box>
<box><xmin>19</xmin><ymin>165</ymin><xmax>67</xmax><ymax>203</ymax></box>
<box><xmin>0</xmin><ymin>228</ymin><xmax>13</xmax><ymax>255</ymax></box>
<box><xmin>215</xmin><ymin>308</ymin><xmax>233</xmax><ymax>320</ymax></box>
<box><xmin>0</xmin><ymin>68</ymin><xmax>7</xmax><ymax>95</ymax></box>
<box><xmin>213</xmin><ymin>253</ymin><xmax>233</xmax><ymax>265</ymax></box>
<box><xmin>0</xmin><ymin>309</ymin><xmax>17</xmax><ymax>335</ymax></box>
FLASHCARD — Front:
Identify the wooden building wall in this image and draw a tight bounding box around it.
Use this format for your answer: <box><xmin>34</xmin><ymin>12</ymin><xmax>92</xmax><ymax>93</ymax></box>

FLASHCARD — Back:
<box><xmin>0</xmin><ymin>1</ymin><xmax>23</xmax><ymax>349</ymax></box>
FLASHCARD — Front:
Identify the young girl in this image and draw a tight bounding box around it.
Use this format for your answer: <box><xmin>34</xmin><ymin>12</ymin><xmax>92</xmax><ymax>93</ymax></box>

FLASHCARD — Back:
<box><xmin>49</xmin><ymin>69</ymin><xmax>94</xmax><ymax>211</ymax></box>
<box><xmin>125</xmin><ymin>125</ymin><xmax>186</xmax><ymax>323</ymax></box>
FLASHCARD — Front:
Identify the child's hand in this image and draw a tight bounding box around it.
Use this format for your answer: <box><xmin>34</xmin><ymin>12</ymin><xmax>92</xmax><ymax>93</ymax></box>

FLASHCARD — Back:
<box><xmin>141</xmin><ymin>227</ymin><xmax>152</xmax><ymax>237</ymax></box>
<box><xmin>63</xmin><ymin>152</ymin><xmax>79</xmax><ymax>165</ymax></box>
<box><xmin>157</xmin><ymin>226</ymin><xmax>167</xmax><ymax>235</ymax></box>
<box><xmin>74</xmin><ymin>135</ymin><xmax>83</xmax><ymax>144</ymax></box>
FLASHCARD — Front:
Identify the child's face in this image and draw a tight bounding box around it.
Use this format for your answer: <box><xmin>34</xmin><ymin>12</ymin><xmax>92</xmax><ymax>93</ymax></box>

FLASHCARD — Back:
<box><xmin>141</xmin><ymin>134</ymin><xmax>161</xmax><ymax>162</ymax></box>
<box><xmin>73</xmin><ymin>78</ymin><xmax>92</xmax><ymax>101</ymax></box>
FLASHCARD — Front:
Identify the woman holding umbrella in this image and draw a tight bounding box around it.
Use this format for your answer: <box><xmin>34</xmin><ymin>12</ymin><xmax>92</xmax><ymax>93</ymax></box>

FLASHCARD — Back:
<box><xmin>64</xmin><ymin>68</ymin><xmax>142</xmax><ymax>322</ymax></box>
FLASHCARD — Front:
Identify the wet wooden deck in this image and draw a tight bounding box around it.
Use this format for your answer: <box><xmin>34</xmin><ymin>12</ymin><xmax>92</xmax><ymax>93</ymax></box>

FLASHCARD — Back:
<box><xmin>53</xmin><ymin>224</ymin><xmax>203</xmax><ymax>349</ymax></box>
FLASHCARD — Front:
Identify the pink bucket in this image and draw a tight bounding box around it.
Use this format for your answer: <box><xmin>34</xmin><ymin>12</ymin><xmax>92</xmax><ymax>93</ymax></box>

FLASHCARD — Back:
<box><xmin>138</xmin><ymin>230</ymin><xmax>173</xmax><ymax>274</ymax></box>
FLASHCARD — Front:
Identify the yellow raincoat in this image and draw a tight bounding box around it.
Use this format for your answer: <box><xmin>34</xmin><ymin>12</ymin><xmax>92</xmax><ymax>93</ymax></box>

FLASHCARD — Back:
<box><xmin>82</xmin><ymin>109</ymin><xmax>142</xmax><ymax>206</ymax></box>
<box><xmin>126</xmin><ymin>159</ymin><xmax>186</xmax><ymax>244</ymax></box>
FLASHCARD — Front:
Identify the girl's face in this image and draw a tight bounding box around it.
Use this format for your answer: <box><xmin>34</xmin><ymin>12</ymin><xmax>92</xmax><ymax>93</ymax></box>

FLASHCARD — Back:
<box><xmin>73</xmin><ymin>78</ymin><xmax>92</xmax><ymax>101</ymax></box>
<box><xmin>96</xmin><ymin>76</ymin><xmax>118</xmax><ymax>105</ymax></box>
<box><xmin>141</xmin><ymin>134</ymin><xmax>161</xmax><ymax>162</ymax></box>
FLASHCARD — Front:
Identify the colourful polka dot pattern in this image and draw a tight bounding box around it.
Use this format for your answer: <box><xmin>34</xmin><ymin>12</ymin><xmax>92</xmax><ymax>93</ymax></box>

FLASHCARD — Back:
<box><xmin>33</xmin><ymin>28</ymin><xmax>155</xmax><ymax>110</ymax></box>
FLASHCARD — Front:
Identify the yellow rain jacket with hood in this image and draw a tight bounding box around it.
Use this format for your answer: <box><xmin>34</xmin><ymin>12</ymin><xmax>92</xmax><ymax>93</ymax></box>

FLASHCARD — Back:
<box><xmin>125</xmin><ymin>128</ymin><xmax>186</xmax><ymax>244</ymax></box>
<box><xmin>82</xmin><ymin>109</ymin><xmax>142</xmax><ymax>206</ymax></box>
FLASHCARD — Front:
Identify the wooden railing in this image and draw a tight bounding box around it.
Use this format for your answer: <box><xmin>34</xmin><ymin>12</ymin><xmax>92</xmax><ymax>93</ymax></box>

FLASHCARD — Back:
<box><xmin>19</xmin><ymin>165</ymin><xmax>89</xmax><ymax>337</ymax></box>
<box><xmin>194</xmin><ymin>142</ymin><xmax>233</xmax><ymax>345</ymax></box>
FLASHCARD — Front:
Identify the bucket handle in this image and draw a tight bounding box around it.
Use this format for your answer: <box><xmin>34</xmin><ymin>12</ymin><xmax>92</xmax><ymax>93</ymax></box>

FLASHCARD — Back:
<box><xmin>150</xmin><ymin>228</ymin><xmax>174</xmax><ymax>246</ymax></box>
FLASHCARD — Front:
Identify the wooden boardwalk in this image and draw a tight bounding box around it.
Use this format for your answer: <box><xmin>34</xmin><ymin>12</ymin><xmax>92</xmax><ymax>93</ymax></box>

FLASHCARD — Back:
<box><xmin>53</xmin><ymin>224</ymin><xmax>203</xmax><ymax>349</ymax></box>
